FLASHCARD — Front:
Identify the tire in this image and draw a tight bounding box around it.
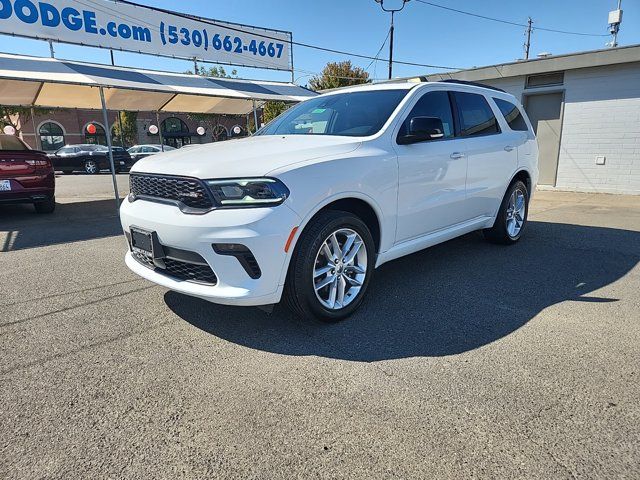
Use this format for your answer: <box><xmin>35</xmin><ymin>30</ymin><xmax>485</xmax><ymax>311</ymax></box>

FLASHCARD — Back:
<box><xmin>84</xmin><ymin>159</ymin><xmax>99</xmax><ymax>174</ymax></box>
<box><xmin>284</xmin><ymin>210</ymin><xmax>375</xmax><ymax>322</ymax></box>
<box><xmin>483</xmin><ymin>180</ymin><xmax>529</xmax><ymax>244</ymax></box>
<box><xmin>34</xmin><ymin>197</ymin><xmax>55</xmax><ymax>214</ymax></box>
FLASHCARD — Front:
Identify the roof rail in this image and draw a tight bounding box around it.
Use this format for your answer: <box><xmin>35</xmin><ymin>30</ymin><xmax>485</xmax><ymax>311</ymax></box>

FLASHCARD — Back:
<box><xmin>438</xmin><ymin>79</ymin><xmax>506</xmax><ymax>93</ymax></box>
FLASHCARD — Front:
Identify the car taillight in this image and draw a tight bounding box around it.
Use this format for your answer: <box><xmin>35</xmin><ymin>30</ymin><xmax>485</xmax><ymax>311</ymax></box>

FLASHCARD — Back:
<box><xmin>25</xmin><ymin>159</ymin><xmax>51</xmax><ymax>167</ymax></box>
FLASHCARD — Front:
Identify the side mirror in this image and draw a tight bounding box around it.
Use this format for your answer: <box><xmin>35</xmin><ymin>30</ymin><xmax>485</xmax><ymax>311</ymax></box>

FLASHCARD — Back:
<box><xmin>398</xmin><ymin>116</ymin><xmax>445</xmax><ymax>145</ymax></box>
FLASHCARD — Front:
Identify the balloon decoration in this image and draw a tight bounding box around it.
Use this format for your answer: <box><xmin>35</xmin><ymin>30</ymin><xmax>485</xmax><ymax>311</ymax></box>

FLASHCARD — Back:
<box><xmin>196</xmin><ymin>126</ymin><xmax>206</xmax><ymax>136</ymax></box>
<box><xmin>148</xmin><ymin>124</ymin><xmax>159</xmax><ymax>135</ymax></box>
<box><xmin>3</xmin><ymin>125</ymin><xmax>16</xmax><ymax>135</ymax></box>
<box><xmin>86</xmin><ymin>123</ymin><xmax>97</xmax><ymax>135</ymax></box>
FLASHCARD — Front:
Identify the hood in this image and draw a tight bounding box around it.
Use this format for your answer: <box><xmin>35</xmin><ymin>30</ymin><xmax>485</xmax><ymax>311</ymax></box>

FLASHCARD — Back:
<box><xmin>131</xmin><ymin>135</ymin><xmax>362</xmax><ymax>178</ymax></box>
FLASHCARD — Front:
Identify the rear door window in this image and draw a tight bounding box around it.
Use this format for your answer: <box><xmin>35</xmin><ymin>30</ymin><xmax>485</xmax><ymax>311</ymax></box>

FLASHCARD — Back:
<box><xmin>0</xmin><ymin>135</ymin><xmax>28</xmax><ymax>150</ymax></box>
<box><xmin>398</xmin><ymin>90</ymin><xmax>455</xmax><ymax>140</ymax></box>
<box><xmin>493</xmin><ymin>98</ymin><xmax>529</xmax><ymax>131</ymax></box>
<box><xmin>453</xmin><ymin>92</ymin><xmax>500</xmax><ymax>137</ymax></box>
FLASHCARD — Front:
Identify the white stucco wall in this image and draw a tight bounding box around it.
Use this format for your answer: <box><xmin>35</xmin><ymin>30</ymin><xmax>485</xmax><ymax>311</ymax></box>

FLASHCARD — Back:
<box><xmin>483</xmin><ymin>63</ymin><xmax>640</xmax><ymax>194</ymax></box>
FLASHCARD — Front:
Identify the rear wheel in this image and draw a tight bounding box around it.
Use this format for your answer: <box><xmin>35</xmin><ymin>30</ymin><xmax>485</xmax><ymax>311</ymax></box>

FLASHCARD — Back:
<box><xmin>84</xmin><ymin>159</ymin><xmax>99</xmax><ymax>174</ymax></box>
<box><xmin>483</xmin><ymin>180</ymin><xmax>529</xmax><ymax>244</ymax></box>
<box><xmin>34</xmin><ymin>197</ymin><xmax>55</xmax><ymax>214</ymax></box>
<box><xmin>284</xmin><ymin>210</ymin><xmax>375</xmax><ymax>322</ymax></box>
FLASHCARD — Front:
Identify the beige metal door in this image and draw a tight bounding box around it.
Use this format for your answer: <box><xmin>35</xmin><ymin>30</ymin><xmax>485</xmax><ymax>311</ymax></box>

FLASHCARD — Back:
<box><xmin>524</xmin><ymin>92</ymin><xmax>563</xmax><ymax>185</ymax></box>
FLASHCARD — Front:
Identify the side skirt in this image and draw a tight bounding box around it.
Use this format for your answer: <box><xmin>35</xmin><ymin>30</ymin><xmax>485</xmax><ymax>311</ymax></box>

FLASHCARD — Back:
<box><xmin>375</xmin><ymin>216</ymin><xmax>494</xmax><ymax>267</ymax></box>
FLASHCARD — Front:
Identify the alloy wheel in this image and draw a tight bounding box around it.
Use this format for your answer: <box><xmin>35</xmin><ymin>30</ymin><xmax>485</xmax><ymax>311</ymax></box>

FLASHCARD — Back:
<box><xmin>85</xmin><ymin>160</ymin><xmax>98</xmax><ymax>174</ymax></box>
<box><xmin>506</xmin><ymin>188</ymin><xmax>526</xmax><ymax>238</ymax></box>
<box><xmin>313</xmin><ymin>228</ymin><xmax>367</xmax><ymax>310</ymax></box>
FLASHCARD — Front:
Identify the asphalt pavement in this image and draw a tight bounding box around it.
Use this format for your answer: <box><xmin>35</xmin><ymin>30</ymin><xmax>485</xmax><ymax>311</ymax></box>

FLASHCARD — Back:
<box><xmin>1</xmin><ymin>173</ymin><xmax>639</xmax><ymax>479</ymax></box>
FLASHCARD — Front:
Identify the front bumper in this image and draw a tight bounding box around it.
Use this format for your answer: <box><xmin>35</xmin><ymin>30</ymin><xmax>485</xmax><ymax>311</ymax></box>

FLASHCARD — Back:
<box><xmin>120</xmin><ymin>196</ymin><xmax>301</xmax><ymax>306</ymax></box>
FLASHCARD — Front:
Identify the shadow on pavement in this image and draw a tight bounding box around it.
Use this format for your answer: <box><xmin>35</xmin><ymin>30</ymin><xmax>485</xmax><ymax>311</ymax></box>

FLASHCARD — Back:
<box><xmin>0</xmin><ymin>199</ymin><xmax>122</xmax><ymax>251</ymax></box>
<box><xmin>166</xmin><ymin>221</ymin><xmax>640</xmax><ymax>361</ymax></box>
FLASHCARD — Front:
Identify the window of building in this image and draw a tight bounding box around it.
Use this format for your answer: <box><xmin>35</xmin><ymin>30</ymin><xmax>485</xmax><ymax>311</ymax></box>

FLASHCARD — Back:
<box><xmin>526</xmin><ymin>72</ymin><xmax>564</xmax><ymax>88</ymax></box>
<box><xmin>162</xmin><ymin>117</ymin><xmax>189</xmax><ymax>135</ymax></box>
<box><xmin>397</xmin><ymin>91</ymin><xmax>455</xmax><ymax>140</ymax></box>
<box><xmin>452</xmin><ymin>92</ymin><xmax>500</xmax><ymax>137</ymax></box>
<box><xmin>84</xmin><ymin>123</ymin><xmax>107</xmax><ymax>145</ymax></box>
<box><xmin>161</xmin><ymin>117</ymin><xmax>191</xmax><ymax>148</ymax></box>
<box><xmin>493</xmin><ymin>98</ymin><xmax>529</xmax><ymax>131</ymax></box>
<box><xmin>39</xmin><ymin>121</ymin><xmax>65</xmax><ymax>151</ymax></box>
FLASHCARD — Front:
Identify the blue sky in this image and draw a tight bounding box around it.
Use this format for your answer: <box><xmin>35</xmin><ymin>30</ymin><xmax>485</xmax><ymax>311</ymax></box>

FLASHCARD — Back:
<box><xmin>2</xmin><ymin>0</ymin><xmax>638</xmax><ymax>83</ymax></box>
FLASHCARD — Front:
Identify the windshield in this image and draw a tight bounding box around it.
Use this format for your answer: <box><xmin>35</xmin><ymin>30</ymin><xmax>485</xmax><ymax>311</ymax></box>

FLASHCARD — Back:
<box><xmin>258</xmin><ymin>89</ymin><xmax>409</xmax><ymax>137</ymax></box>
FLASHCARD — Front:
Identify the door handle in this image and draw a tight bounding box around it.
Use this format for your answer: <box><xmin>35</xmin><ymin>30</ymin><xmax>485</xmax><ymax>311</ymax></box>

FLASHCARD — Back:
<box><xmin>504</xmin><ymin>145</ymin><xmax>515</xmax><ymax>152</ymax></box>
<box><xmin>450</xmin><ymin>152</ymin><xmax>465</xmax><ymax>159</ymax></box>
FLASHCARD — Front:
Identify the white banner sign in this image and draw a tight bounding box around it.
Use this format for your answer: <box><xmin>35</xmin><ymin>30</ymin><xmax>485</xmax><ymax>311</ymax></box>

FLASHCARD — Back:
<box><xmin>0</xmin><ymin>0</ymin><xmax>292</xmax><ymax>71</ymax></box>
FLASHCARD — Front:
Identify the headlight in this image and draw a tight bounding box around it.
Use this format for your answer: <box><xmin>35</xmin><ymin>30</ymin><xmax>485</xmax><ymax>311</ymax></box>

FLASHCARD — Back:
<box><xmin>205</xmin><ymin>178</ymin><xmax>289</xmax><ymax>207</ymax></box>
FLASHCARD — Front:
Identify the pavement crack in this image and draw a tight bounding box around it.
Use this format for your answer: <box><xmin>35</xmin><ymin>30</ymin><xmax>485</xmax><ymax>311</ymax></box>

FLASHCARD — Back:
<box><xmin>0</xmin><ymin>278</ymin><xmax>146</xmax><ymax>307</ymax></box>
<box><xmin>0</xmin><ymin>285</ymin><xmax>158</xmax><ymax>328</ymax></box>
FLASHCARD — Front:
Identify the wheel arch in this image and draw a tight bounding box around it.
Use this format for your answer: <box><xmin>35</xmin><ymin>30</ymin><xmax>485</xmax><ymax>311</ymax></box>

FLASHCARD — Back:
<box><xmin>277</xmin><ymin>193</ymin><xmax>385</xmax><ymax>290</ymax></box>
<box><xmin>511</xmin><ymin>168</ymin><xmax>532</xmax><ymax>194</ymax></box>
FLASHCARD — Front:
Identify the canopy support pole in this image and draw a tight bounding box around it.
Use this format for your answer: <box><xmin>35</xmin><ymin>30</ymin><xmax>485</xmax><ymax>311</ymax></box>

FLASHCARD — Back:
<box><xmin>252</xmin><ymin>99</ymin><xmax>259</xmax><ymax>134</ymax></box>
<box><xmin>30</xmin><ymin>107</ymin><xmax>40</xmax><ymax>150</ymax></box>
<box><xmin>156</xmin><ymin>112</ymin><xmax>164</xmax><ymax>151</ymax></box>
<box><xmin>99</xmin><ymin>86</ymin><xmax>120</xmax><ymax>213</ymax></box>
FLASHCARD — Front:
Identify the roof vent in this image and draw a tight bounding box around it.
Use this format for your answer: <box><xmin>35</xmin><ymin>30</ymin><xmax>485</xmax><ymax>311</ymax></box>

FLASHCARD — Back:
<box><xmin>537</xmin><ymin>52</ymin><xmax>553</xmax><ymax>58</ymax></box>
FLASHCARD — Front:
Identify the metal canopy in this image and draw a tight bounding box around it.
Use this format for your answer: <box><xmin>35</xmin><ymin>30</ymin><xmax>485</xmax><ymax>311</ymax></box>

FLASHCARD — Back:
<box><xmin>0</xmin><ymin>51</ymin><xmax>316</xmax><ymax>212</ymax></box>
<box><xmin>0</xmin><ymin>52</ymin><xmax>316</xmax><ymax>113</ymax></box>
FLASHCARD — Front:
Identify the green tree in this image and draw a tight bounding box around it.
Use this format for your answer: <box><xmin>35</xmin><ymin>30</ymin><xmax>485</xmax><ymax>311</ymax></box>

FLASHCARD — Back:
<box><xmin>111</xmin><ymin>111</ymin><xmax>138</xmax><ymax>147</ymax></box>
<box><xmin>1</xmin><ymin>106</ymin><xmax>53</xmax><ymax>136</ymax></box>
<box><xmin>308</xmin><ymin>61</ymin><xmax>371</xmax><ymax>91</ymax></box>
<box><xmin>262</xmin><ymin>101</ymin><xmax>288</xmax><ymax>125</ymax></box>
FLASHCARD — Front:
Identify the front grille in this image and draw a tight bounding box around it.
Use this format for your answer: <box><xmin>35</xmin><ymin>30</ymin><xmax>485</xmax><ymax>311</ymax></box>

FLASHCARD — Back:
<box><xmin>132</xmin><ymin>250</ymin><xmax>217</xmax><ymax>286</ymax></box>
<box><xmin>130</xmin><ymin>174</ymin><xmax>213</xmax><ymax>210</ymax></box>
<box><xmin>163</xmin><ymin>258</ymin><xmax>218</xmax><ymax>285</ymax></box>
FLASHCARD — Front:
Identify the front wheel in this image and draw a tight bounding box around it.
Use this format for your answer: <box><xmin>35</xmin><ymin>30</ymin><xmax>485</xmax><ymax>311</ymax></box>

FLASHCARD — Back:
<box><xmin>483</xmin><ymin>180</ymin><xmax>529</xmax><ymax>244</ymax></box>
<box><xmin>284</xmin><ymin>210</ymin><xmax>375</xmax><ymax>322</ymax></box>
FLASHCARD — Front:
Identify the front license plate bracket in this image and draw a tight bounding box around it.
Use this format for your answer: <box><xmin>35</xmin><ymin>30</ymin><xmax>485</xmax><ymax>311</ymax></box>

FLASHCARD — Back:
<box><xmin>130</xmin><ymin>227</ymin><xmax>166</xmax><ymax>268</ymax></box>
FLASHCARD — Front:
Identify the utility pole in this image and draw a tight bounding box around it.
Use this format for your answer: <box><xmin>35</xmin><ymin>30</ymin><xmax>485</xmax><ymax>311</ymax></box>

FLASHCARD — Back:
<box><xmin>374</xmin><ymin>0</ymin><xmax>410</xmax><ymax>80</ymax></box>
<box><xmin>524</xmin><ymin>17</ymin><xmax>533</xmax><ymax>60</ymax></box>
<box><xmin>193</xmin><ymin>58</ymin><xmax>200</xmax><ymax>75</ymax></box>
<box><xmin>608</xmin><ymin>0</ymin><xmax>623</xmax><ymax>48</ymax></box>
<box><xmin>48</xmin><ymin>40</ymin><xmax>55</xmax><ymax>58</ymax></box>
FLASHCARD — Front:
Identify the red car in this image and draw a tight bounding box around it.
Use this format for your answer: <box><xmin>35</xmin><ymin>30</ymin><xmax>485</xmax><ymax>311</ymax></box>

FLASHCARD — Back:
<box><xmin>0</xmin><ymin>134</ymin><xmax>55</xmax><ymax>213</ymax></box>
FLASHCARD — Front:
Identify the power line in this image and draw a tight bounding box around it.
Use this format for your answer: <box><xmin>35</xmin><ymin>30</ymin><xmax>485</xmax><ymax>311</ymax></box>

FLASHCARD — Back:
<box><xmin>111</xmin><ymin>0</ymin><xmax>463</xmax><ymax>70</ymax></box>
<box><xmin>414</xmin><ymin>0</ymin><xmax>609</xmax><ymax>37</ymax></box>
<box><xmin>365</xmin><ymin>30</ymin><xmax>391</xmax><ymax>72</ymax></box>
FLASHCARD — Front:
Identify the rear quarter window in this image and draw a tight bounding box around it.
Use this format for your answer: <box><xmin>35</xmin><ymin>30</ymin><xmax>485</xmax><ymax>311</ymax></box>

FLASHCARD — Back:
<box><xmin>493</xmin><ymin>98</ymin><xmax>529</xmax><ymax>132</ymax></box>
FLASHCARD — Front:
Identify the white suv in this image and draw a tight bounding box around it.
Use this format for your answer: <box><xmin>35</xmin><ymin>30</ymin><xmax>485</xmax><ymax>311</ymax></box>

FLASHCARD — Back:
<box><xmin>120</xmin><ymin>81</ymin><xmax>538</xmax><ymax>322</ymax></box>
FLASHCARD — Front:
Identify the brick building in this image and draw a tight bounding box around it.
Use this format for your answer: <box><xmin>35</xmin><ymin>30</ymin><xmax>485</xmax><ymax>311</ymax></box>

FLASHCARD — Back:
<box><xmin>16</xmin><ymin>109</ymin><xmax>255</xmax><ymax>151</ymax></box>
